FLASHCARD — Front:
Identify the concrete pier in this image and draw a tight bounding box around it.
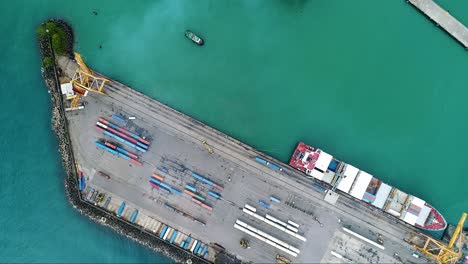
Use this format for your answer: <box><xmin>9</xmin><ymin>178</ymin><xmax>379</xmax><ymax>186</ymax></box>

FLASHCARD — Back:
<box><xmin>57</xmin><ymin>56</ymin><xmax>433</xmax><ymax>263</ymax></box>
<box><xmin>408</xmin><ymin>0</ymin><xmax>468</xmax><ymax>48</ymax></box>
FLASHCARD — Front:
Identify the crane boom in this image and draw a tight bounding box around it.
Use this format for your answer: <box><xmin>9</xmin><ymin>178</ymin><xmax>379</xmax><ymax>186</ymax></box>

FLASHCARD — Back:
<box><xmin>448</xmin><ymin>212</ymin><xmax>467</xmax><ymax>248</ymax></box>
<box><xmin>409</xmin><ymin>213</ymin><xmax>466</xmax><ymax>264</ymax></box>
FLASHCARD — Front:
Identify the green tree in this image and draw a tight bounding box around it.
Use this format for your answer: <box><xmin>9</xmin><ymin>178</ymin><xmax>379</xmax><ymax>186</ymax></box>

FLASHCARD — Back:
<box><xmin>42</xmin><ymin>56</ymin><xmax>54</xmax><ymax>68</ymax></box>
<box><xmin>37</xmin><ymin>24</ymin><xmax>48</xmax><ymax>39</ymax></box>
<box><xmin>37</xmin><ymin>21</ymin><xmax>69</xmax><ymax>55</ymax></box>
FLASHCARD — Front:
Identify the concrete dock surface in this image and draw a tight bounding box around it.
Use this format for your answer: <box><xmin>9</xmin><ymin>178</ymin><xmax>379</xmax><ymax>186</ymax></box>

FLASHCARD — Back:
<box><xmin>408</xmin><ymin>0</ymin><xmax>468</xmax><ymax>48</ymax></box>
<box><xmin>58</xmin><ymin>56</ymin><xmax>432</xmax><ymax>263</ymax></box>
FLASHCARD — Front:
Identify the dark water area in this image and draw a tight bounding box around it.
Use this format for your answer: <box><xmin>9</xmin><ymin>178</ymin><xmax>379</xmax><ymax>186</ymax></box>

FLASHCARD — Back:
<box><xmin>0</xmin><ymin>0</ymin><xmax>467</xmax><ymax>262</ymax></box>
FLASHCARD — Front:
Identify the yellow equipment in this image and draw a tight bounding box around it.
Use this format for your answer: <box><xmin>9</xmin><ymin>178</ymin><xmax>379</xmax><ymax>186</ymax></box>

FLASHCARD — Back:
<box><xmin>409</xmin><ymin>212</ymin><xmax>467</xmax><ymax>264</ymax></box>
<box><xmin>69</xmin><ymin>52</ymin><xmax>109</xmax><ymax>108</ymax></box>
<box><xmin>202</xmin><ymin>140</ymin><xmax>214</xmax><ymax>154</ymax></box>
<box><xmin>276</xmin><ymin>255</ymin><xmax>291</xmax><ymax>264</ymax></box>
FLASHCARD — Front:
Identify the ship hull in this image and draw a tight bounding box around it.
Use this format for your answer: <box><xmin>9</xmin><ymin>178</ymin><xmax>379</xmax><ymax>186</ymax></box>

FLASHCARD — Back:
<box><xmin>185</xmin><ymin>30</ymin><xmax>204</xmax><ymax>46</ymax></box>
<box><xmin>289</xmin><ymin>142</ymin><xmax>447</xmax><ymax>232</ymax></box>
<box><xmin>417</xmin><ymin>203</ymin><xmax>447</xmax><ymax>231</ymax></box>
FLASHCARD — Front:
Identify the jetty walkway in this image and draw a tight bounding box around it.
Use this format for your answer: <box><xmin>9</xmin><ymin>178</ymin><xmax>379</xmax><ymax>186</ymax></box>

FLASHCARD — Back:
<box><xmin>408</xmin><ymin>0</ymin><xmax>468</xmax><ymax>48</ymax></box>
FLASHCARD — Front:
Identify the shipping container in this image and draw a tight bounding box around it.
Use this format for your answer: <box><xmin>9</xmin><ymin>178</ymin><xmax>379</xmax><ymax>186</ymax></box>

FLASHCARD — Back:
<box><xmin>118</xmin><ymin>152</ymin><xmax>131</xmax><ymax>160</ymax></box>
<box><xmin>152</xmin><ymin>173</ymin><xmax>164</xmax><ymax>182</ymax></box>
<box><xmin>191</xmin><ymin>241</ymin><xmax>199</xmax><ymax>253</ymax></box>
<box><xmin>287</xmin><ymin>220</ymin><xmax>299</xmax><ymax>228</ymax></box>
<box><xmin>201</xmin><ymin>245</ymin><xmax>209</xmax><ymax>255</ymax></box>
<box><xmin>103</xmin><ymin>197</ymin><xmax>111</xmax><ymax>209</ymax></box>
<box><xmin>98</xmin><ymin>117</ymin><xmax>109</xmax><ymax>124</ymax></box>
<box><xmin>117</xmin><ymin>202</ymin><xmax>125</xmax><ymax>217</ymax></box>
<box><xmin>183</xmin><ymin>237</ymin><xmax>191</xmax><ymax>249</ymax></box>
<box><xmin>170</xmin><ymin>230</ymin><xmax>178</xmax><ymax>244</ymax></box>
<box><xmin>130</xmin><ymin>210</ymin><xmax>138</xmax><ymax>223</ymax></box>
<box><xmin>163</xmin><ymin>228</ymin><xmax>172</xmax><ymax>240</ymax></box>
<box><xmin>201</xmin><ymin>203</ymin><xmax>213</xmax><ymax>211</ymax></box>
<box><xmin>192</xmin><ymin>197</ymin><xmax>202</xmax><ymax>205</ymax></box>
<box><xmin>259</xmin><ymin>200</ymin><xmax>270</xmax><ymax>209</ymax></box>
<box><xmin>184</xmin><ymin>189</ymin><xmax>195</xmax><ymax>196</ymax></box>
<box><xmin>194</xmin><ymin>194</ymin><xmax>206</xmax><ymax>202</ymax></box>
<box><xmin>214</xmin><ymin>184</ymin><xmax>224</xmax><ymax>191</ymax></box>
<box><xmin>244</xmin><ymin>204</ymin><xmax>256</xmax><ymax>212</ymax></box>
<box><xmin>270</xmin><ymin>196</ymin><xmax>281</xmax><ymax>203</ymax></box>
<box><xmin>208</xmin><ymin>191</ymin><xmax>221</xmax><ymax>199</ymax></box>
<box><xmin>171</xmin><ymin>188</ymin><xmax>182</xmax><ymax>195</ymax></box>
<box><xmin>136</xmin><ymin>146</ymin><xmax>147</xmax><ymax>153</ymax></box>
<box><xmin>112</xmin><ymin>114</ymin><xmax>125</xmax><ymax>123</ymax></box>
<box><xmin>255</xmin><ymin>156</ymin><xmax>267</xmax><ymax>164</ymax></box>
<box><xmin>138</xmin><ymin>137</ymin><xmax>151</xmax><ymax>146</ymax></box>
<box><xmin>159</xmin><ymin>167</ymin><xmax>168</xmax><ymax>174</ymax></box>
<box><xmin>130</xmin><ymin>159</ymin><xmax>142</xmax><ymax>166</ymax></box>
<box><xmin>196</xmin><ymin>243</ymin><xmax>203</xmax><ymax>254</ymax></box>
<box><xmin>80</xmin><ymin>176</ymin><xmax>86</xmax><ymax>190</ymax></box>
<box><xmin>136</xmin><ymin>141</ymin><xmax>149</xmax><ymax>149</ymax></box>
<box><xmin>267</xmin><ymin>162</ymin><xmax>282</xmax><ymax>171</ymax></box>
<box><xmin>185</xmin><ymin>184</ymin><xmax>196</xmax><ymax>193</ymax></box>
<box><xmin>159</xmin><ymin>225</ymin><xmax>168</xmax><ymax>239</ymax></box>
<box><xmin>104</xmin><ymin>141</ymin><xmax>117</xmax><ymax>149</ymax></box>
<box><xmin>149</xmin><ymin>181</ymin><xmax>159</xmax><ymax>190</ymax></box>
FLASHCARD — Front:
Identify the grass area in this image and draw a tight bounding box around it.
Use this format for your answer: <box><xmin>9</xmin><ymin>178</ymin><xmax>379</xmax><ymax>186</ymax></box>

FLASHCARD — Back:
<box><xmin>37</xmin><ymin>21</ymin><xmax>68</xmax><ymax>55</ymax></box>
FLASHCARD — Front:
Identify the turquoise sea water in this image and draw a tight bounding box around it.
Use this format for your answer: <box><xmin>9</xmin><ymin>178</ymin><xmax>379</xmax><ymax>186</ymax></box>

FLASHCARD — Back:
<box><xmin>1</xmin><ymin>0</ymin><xmax>467</xmax><ymax>262</ymax></box>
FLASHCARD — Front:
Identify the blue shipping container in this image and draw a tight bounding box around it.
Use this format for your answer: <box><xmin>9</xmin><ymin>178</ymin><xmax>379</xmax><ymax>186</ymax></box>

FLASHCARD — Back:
<box><xmin>267</xmin><ymin>162</ymin><xmax>281</xmax><ymax>171</ymax></box>
<box><xmin>130</xmin><ymin>210</ymin><xmax>138</xmax><ymax>223</ymax></box>
<box><xmin>183</xmin><ymin>237</ymin><xmax>191</xmax><ymax>249</ymax></box>
<box><xmin>270</xmin><ymin>196</ymin><xmax>281</xmax><ymax>203</ymax></box>
<box><xmin>328</xmin><ymin>159</ymin><xmax>338</xmax><ymax>172</ymax></box>
<box><xmin>255</xmin><ymin>156</ymin><xmax>267</xmax><ymax>164</ymax></box>
<box><xmin>201</xmin><ymin>245</ymin><xmax>208</xmax><ymax>255</ymax></box>
<box><xmin>196</xmin><ymin>244</ymin><xmax>203</xmax><ymax>255</ymax></box>
<box><xmin>78</xmin><ymin>177</ymin><xmax>83</xmax><ymax>190</ymax></box>
<box><xmin>95</xmin><ymin>141</ymin><xmax>119</xmax><ymax>155</ymax></box>
<box><xmin>136</xmin><ymin>146</ymin><xmax>147</xmax><ymax>153</ymax></box>
<box><xmin>117</xmin><ymin>152</ymin><xmax>130</xmax><ymax>160</ymax></box>
<box><xmin>193</xmin><ymin>241</ymin><xmax>200</xmax><ymax>253</ymax></box>
<box><xmin>117</xmin><ymin>202</ymin><xmax>125</xmax><ymax>217</ymax></box>
<box><xmin>259</xmin><ymin>200</ymin><xmax>270</xmax><ymax>209</ymax></box>
<box><xmin>208</xmin><ymin>191</ymin><xmax>221</xmax><ymax>199</ymax></box>
<box><xmin>170</xmin><ymin>231</ymin><xmax>178</xmax><ymax>244</ymax></box>
<box><xmin>185</xmin><ymin>184</ymin><xmax>196</xmax><ymax>192</ymax></box>
<box><xmin>159</xmin><ymin>225</ymin><xmax>168</xmax><ymax>239</ymax></box>
<box><xmin>136</xmin><ymin>141</ymin><xmax>149</xmax><ymax>149</ymax></box>
<box><xmin>112</xmin><ymin>114</ymin><xmax>125</xmax><ymax>123</ymax></box>
<box><xmin>159</xmin><ymin>167</ymin><xmax>168</xmax><ymax>173</ymax></box>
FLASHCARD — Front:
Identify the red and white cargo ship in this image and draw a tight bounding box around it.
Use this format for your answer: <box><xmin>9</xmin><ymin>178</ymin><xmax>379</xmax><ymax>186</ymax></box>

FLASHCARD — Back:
<box><xmin>289</xmin><ymin>142</ymin><xmax>447</xmax><ymax>231</ymax></box>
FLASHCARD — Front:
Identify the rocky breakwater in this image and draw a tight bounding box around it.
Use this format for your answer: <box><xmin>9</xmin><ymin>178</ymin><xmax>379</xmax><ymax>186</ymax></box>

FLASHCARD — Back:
<box><xmin>36</xmin><ymin>19</ymin><xmax>212</xmax><ymax>264</ymax></box>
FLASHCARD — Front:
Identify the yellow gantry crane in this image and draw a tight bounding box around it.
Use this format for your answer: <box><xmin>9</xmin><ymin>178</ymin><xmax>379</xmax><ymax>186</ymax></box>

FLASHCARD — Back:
<box><xmin>69</xmin><ymin>52</ymin><xmax>109</xmax><ymax>108</ymax></box>
<box><xmin>409</xmin><ymin>212</ymin><xmax>467</xmax><ymax>264</ymax></box>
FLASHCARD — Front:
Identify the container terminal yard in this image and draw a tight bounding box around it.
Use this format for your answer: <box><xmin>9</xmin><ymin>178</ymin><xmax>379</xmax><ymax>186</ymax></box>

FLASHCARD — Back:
<box><xmin>54</xmin><ymin>53</ymin><xmax>468</xmax><ymax>264</ymax></box>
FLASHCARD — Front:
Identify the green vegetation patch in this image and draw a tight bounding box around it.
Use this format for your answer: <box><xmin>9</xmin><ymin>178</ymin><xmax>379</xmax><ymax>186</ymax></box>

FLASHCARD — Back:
<box><xmin>37</xmin><ymin>22</ymin><xmax>68</xmax><ymax>55</ymax></box>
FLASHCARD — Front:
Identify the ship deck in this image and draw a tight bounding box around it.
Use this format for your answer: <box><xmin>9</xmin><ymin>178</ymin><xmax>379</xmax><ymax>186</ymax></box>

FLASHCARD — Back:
<box><xmin>59</xmin><ymin>56</ymin><xmax>433</xmax><ymax>263</ymax></box>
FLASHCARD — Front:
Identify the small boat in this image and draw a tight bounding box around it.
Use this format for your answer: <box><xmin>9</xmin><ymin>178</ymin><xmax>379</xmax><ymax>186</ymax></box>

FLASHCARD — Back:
<box><xmin>185</xmin><ymin>30</ymin><xmax>204</xmax><ymax>46</ymax></box>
